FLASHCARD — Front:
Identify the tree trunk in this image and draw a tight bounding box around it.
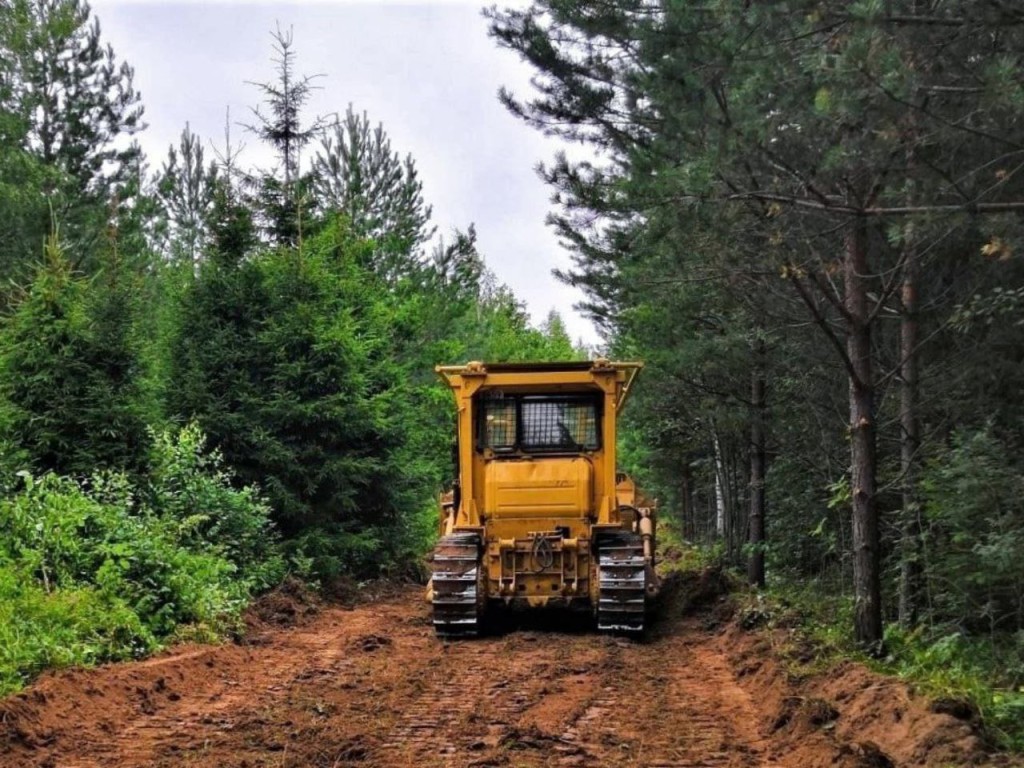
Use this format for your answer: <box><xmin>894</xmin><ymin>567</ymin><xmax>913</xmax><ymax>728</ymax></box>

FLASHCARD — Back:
<box><xmin>898</xmin><ymin>243</ymin><xmax>922</xmax><ymax>628</ymax></box>
<box><xmin>748</xmin><ymin>343</ymin><xmax>767</xmax><ymax>587</ymax></box>
<box><xmin>846</xmin><ymin>219</ymin><xmax>883</xmax><ymax>649</ymax></box>
<box><xmin>713</xmin><ymin>429</ymin><xmax>727</xmax><ymax>539</ymax></box>
<box><xmin>680</xmin><ymin>461</ymin><xmax>694</xmax><ymax>541</ymax></box>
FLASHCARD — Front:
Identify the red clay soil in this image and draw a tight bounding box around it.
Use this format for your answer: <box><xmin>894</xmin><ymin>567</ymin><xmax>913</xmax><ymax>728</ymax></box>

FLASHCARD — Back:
<box><xmin>0</xmin><ymin>578</ymin><xmax>1017</xmax><ymax>768</ymax></box>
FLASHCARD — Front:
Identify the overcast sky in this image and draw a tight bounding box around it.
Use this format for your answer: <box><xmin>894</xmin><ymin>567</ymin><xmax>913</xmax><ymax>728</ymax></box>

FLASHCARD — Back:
<box><xmin>88</xmin><ymin>0</ymin><xmax>600</xmax><ymax>346</ymax></box>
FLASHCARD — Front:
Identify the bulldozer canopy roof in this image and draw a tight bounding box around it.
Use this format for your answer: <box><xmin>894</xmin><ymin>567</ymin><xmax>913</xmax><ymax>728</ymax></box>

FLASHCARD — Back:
<box><xmin>435</xmin><ymin>360</ymin><xmax>643</xmax><ymax>413</ymax></box>
<box><xmin>478</xmin><ymin>361</ymin><xmax>596</xmax><ymax>372</ymax></box>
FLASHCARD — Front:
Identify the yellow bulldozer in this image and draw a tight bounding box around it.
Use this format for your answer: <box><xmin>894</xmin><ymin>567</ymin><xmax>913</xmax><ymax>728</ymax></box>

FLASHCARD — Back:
<box><xmin>426</xmin><ymin>359</ymin><xmax>658</xmax><ymax>637</ymax></box>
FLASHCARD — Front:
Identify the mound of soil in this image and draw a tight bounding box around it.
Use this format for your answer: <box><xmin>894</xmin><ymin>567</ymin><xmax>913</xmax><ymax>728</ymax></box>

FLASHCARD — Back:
<box><xmin>721</xmin><ymin>619</ymin><xmax>987</xmax><ymax>767</ymax></box>
<box><xmin>656</xmin><ymin>565</ymin><xmax>739</xmax><ymax>627</ymax></box>
<box><xmin>0</xmin><ymin>643</ymin><xmax>243</xmax><ymax>755</ymax></box>
<box><xmin>243</xmin><ymin>575</ymin><xmax>321</xmax><ymax>635</ymax></box>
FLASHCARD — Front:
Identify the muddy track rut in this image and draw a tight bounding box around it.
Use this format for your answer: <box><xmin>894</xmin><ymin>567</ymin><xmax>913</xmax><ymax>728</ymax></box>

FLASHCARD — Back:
<box><xmin>0</xmin><ymin>584</ymin><xmax>999</xmax><ymax>768</ymax></box>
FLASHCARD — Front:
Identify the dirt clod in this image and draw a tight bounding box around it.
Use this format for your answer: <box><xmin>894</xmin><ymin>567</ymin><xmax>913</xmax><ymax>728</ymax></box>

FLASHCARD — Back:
<box><xmin>772</xmin><ymin>696</ymin><xmax>839</xmax><ymax>734</ymax></box>
<box><xmin>837</xmin><ymin>740</ymin><xmax>896</xmax><ymax>768</ymax></box>
<box><xmin>244</xmin><ymin>576</ymin><xmax>321</xmax><ymax>632</ymax></box>
<box><xmin>353</xmin><ymin>634</ymin><xmax>392</xmax><ymax>652</ymax></box>
<box><xmin>929</xmin><ymin>696</ymin><xmax>978</xmax><ymax>722</ymax></box>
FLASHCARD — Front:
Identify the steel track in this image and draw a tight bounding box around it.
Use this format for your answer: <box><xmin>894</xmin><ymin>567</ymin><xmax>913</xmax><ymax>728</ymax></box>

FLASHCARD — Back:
<box><xmin>596</xmin><ymin>531</ymin><xmax>647</xmax><ymax>634</ymax></box>
<box><xmin>431</xmin><ymin>532</ymin><xmax>483</xmax><ymax>638</ymax></box>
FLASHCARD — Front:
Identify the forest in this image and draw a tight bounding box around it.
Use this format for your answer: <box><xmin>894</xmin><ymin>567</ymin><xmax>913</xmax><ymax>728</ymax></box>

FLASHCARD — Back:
<box><xmin>1</xmin><ymin>0</ymin><xmax>1024</xmax><ymax>753</ymax></box>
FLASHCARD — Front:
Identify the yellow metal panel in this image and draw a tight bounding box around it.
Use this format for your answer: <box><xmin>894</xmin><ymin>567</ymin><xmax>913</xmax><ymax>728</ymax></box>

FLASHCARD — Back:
<box><xmin>484</xmin><ymin>458</ymin><xmax>592</xmax><ymax>517</ymax></box>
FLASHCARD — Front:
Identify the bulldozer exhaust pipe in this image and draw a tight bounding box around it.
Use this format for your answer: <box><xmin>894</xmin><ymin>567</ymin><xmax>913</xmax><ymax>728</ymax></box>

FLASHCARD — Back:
<box><xmin>638</xmin><ymin>510</ymin><xmax>659</xmax><ymax>597</ymax></box>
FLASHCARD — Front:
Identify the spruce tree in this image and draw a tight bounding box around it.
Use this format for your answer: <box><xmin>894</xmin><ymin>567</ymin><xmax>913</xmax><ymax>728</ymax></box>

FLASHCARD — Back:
<box><xmin>0</xmin><ymin>232</ymin><xmax>148</xmax><ymax>475</ymax></box>
<box><xmin>244</xmin><ymin>25</ymin><xmax>326</xmax><ymax>247</ymax></box>
<box><xmin>169</xmin><ymin>220</ymin><xmax>422</xmax><ymax>574</ymax></box>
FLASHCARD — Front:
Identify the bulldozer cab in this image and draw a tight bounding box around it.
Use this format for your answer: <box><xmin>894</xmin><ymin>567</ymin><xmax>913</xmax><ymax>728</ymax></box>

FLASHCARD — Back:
<box><xmin>478</xmin><ymin>392</ymin><xmax>599</xmax><ymax>455</ymax></box>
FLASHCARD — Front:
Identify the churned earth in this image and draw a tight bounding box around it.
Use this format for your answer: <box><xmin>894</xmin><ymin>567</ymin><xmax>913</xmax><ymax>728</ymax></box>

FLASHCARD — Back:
<box><xmin>0</xmin><ymin>574</ymin><xmax>1010</xmax><ymax>768</ymax></box>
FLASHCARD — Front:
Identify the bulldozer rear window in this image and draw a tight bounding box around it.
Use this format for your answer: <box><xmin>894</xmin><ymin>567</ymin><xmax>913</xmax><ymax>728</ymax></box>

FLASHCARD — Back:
<box><xmin>478</xmin><ymin>395</ymin><xmax>600</xmax><ymax>453</ymax></box>
<box><xmin>482</xmin><ymin>399</ymin><xmax>516</xmax><ymax>451</ymax></box>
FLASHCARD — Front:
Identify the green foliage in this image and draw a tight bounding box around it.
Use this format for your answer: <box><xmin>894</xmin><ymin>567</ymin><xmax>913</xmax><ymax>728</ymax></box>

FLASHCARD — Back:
<box><xmin>742</xmin><ymin>577</ymin><xmax>1024</xmax><ymax>751</ymax></box>
<box><xmin>757</xmin><ymin>580</ymin><xmax>857</xmax><ymax>672</ymax></box>
<box><xmin>0</xmin><ymin>237</ymin><xmax>98</xmax><ymax>474</ymax></box>
<box><xmin>312</xmin><ymin>105</ymin><xmax>435</xmax><ymax>280</ymax></box>
<box><xmin>0</xmin><ymin>424</ymin><xmax>282</xmax><ymax>694</ymax></box>
<box><xmin>243</xmin><ymin>25</ymin><xmax>327</xmax><ymax>247</ymax></box>
<box><xmin>952</xmin><ymin>286</ymin><xmax>1024</xmax><ymax>332</ymax></box>
<box><xmin>155</xmin><ymin>125</ymin><xmax>219</xmax><ymax>268</ymax></box>
<box><xmin>0</xmin><ymin>235</ymin><xmax>151</xmax><ymax>476</ymax></box>
<box><xmin>488</xmin><ymin>0</ymin><xmax>1024</xmax><ymax>655</ymax></box>
<box><xmin>170</xmin><ymin>223</ymin><xmax>416</xmax><ymax>576</ymax></box>
<box><xmin>0</xmin><ymin>567</ymin><xmax>154</xmax><ymax>694</ymax></box>
<box><xmin>0</xmin><ymin>121</ymin><xmax>51</xmax><ymax>295</ymax></box>
<box><xmin>1</xmin><ymin>0</ymin><xmax>144</xmax><ymax>261</ymax></box>
<box><xmin>921</xmin><ymin>426</ymin><xmax>1024</xmax><ymax>633</ymax></box>
<box><xmin>0</xmin><ymin>8</ymin><xmax>661</xmax><ymax>693</ymax></box>
<box><xmin>145</xmin><ymin>423</ymin><xmax>284</xmax><ymax>591</ymax></box>
<box><xmin>884</xmin><ymin>626</ymin><xmax>1024</xmax><ymax>750</ymax></box>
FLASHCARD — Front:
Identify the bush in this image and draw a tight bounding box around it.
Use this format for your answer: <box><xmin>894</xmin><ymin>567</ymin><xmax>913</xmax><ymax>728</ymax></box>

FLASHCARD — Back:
<box><xmin>0</xmin><ymin>424</ymin><xmax>283</xmax><ymax>694</ymax></box>
<box><xmin>145</xmin><ymin>423</ymin><xmax>284</xmax><ymax>591</ymax></box>
<box><xmin>0</xmin><ymin>565</ymin><xmax>155</xmax><ymax>695</ymax></box>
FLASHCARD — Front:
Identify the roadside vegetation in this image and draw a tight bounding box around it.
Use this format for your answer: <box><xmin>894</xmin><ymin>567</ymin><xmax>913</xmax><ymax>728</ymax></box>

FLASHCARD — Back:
<box><xmin>736</xmin><ymin>579</ymin><xmax>1024</xmax><ymax>752</ymax></box>
<box><xmin>0</xmin><ymin>425</ymin><xmax>281</xmax><ymax>694</ymax></box>
<box><xmin>658</xmin><ymin>521</ymin><xmax>1024</xmax><ymax>752</ymax></box>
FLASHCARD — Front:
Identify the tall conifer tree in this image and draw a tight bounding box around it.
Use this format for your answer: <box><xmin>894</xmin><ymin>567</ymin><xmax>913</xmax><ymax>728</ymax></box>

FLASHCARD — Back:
<box><xmin>2</xmin><ymin>0</ymin><xmax>144</xmax><ymax>264</ymax></box>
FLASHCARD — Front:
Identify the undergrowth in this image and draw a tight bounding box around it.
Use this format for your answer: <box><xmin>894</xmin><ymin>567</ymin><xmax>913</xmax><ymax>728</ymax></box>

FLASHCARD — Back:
<box><xmin>0</xmin><ymin>424</ymin><xmax>285</xmax><ymax>696</ymax></box>
<box><xmin>882</xmin><ymin>625</ymin><xmax>1024</xmax><ymax>751</ymax></box>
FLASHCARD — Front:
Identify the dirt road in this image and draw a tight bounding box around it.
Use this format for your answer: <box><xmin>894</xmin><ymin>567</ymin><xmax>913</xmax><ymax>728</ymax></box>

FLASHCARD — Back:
<box><xmin>0</xmin><ymin>579</ymin><xmax>995</xmax><ymax>768</ymax></box>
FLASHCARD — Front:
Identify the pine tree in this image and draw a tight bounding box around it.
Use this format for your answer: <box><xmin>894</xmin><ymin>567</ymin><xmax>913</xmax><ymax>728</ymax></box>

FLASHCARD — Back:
<box><xmin>487</xmin><ymin>0</ymin><xmax>1024</xmax><ymax>648</ymax></box>
<box><xmin>0</xmin><ymin>4</ymin><xmax>53</xmax><ymax>292</ymax></box>
<box><xmin>311</xmin><ymin>106</ymin><xmax>434</xmax><ymax>279</ymax></box>
<box><xmin>156</xmin><ymin>125</ymin><xmax>219</xmax><ymax>272</ymax></box>
<box><xmin>2</xmin><ymin>0</ymin><xmax>144</xmax><ymax>264</ymax></box>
